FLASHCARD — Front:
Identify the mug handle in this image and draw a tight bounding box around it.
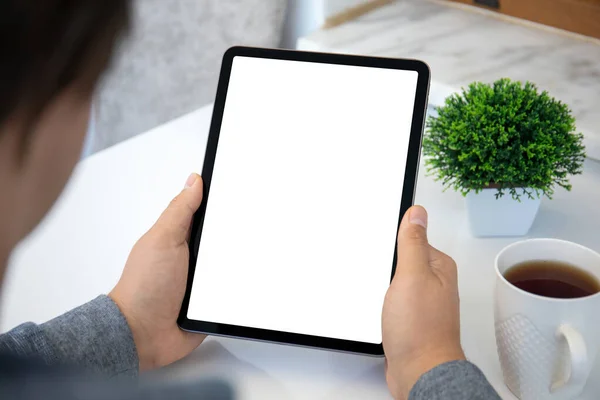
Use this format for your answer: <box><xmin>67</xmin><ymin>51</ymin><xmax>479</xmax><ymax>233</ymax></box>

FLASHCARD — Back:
<box><xmin>550</xmin><ymin>324</ymin><xmax>588</xmax><ymax>398</ymax></box>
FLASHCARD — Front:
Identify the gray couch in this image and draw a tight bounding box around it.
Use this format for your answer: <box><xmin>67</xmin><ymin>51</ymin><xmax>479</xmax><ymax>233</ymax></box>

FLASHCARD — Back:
<box><xmin>91</xmin><ymin>0</ymin><xmax>287</xmax><ymax>153</ymax></box>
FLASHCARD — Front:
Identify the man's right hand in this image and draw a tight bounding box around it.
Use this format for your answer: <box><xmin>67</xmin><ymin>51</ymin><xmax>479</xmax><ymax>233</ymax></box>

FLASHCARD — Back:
<box><xmin>382</xmin><ymin>206</ymin><xmax>466</xmax><ymax>400</ymax></box>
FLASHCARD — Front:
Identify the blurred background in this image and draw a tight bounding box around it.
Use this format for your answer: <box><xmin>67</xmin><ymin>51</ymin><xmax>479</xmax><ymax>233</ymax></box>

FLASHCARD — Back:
<box><xmin>85</xmin><ymin>0</ymin><xmax>374</xmax><ymax>155</ymax></box>
<box><xmin>85</xmin><ymin>0</ymin><xmax>600</xmax><ymax>158</ymax></box>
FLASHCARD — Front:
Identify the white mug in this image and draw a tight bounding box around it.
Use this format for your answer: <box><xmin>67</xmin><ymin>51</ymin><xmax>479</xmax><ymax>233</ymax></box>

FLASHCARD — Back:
<box><xmin>494</xmin><ymin>239</ymin><xmax>600</xmax><ymax>400</ymax></box>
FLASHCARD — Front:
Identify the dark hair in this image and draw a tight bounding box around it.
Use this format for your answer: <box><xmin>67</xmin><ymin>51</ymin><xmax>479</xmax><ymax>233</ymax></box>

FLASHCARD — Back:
<box><xmin>0</xmin><ymin>0</ymin><xmax>130</xmax><ymax>130</ymax></box>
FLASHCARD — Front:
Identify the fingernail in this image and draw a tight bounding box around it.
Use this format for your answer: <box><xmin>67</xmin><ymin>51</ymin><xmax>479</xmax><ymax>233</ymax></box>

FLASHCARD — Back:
<box><xmin>409</xmin><ymin>206</ymin><xmax>428</xmax><ymax>229</ymax></box>
<box><xmin>184</xmin><ymin>173</ymin><xmax>197</xmax><ymax>189</ymax></box>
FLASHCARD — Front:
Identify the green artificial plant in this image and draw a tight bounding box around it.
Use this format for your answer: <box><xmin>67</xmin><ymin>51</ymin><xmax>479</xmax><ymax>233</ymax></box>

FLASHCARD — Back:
<box><xmin>423</xmin><ymin>78</ymin><xmax>586</xmax><ymax>201</ymax></box>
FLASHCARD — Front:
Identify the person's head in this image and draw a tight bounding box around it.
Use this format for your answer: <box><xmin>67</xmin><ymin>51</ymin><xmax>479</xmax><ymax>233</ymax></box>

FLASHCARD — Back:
<box><xmin>0</xmin><ymin>0</ymin><xmax>130</xmax><ymax>259</ymax></box>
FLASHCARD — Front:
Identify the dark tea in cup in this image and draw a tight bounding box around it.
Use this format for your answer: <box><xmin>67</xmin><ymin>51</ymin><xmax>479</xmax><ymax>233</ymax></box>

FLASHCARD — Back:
<box><xmin>504</xmin><ymin>260</ymin><xmax>600</xmax><ymax>299</ymax></box>
<box><xmin>495</xmin><ymin>240</ymin><xmax>600</xmax><ymax>399</ymax></box>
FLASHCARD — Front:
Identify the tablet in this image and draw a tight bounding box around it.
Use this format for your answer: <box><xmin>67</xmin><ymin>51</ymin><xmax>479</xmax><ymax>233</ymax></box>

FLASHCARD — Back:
<box><xmin>178</xmin><ymin>47</ymin><xmax>430</xmax><ymax>355</ymax></box>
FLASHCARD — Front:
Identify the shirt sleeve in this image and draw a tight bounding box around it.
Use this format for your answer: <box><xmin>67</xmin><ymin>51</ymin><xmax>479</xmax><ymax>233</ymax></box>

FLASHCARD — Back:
<box><xmin>0</xmin><ymin>295</ymin><xmax>138</xmax><ymax>378</ymax></box>
<box><xmin>409</xmin><ymin>360</ymin><xmax>501</xmax><ymax>400</ymax></box>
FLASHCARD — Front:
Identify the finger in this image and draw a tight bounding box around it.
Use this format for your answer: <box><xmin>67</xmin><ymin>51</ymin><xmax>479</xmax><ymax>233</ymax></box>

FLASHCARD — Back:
<box><xmin>185</xmin><ymin>219</ymin><xmax>193</xmax><ymax>243</ymax></box>
<box><xmin>154</xmin><ymin>173</ymin><xmax>203</xmax><ymax>245</ymax></box>
<box><xmin>395</xmin><ymin>206</ymin><xmax>430</xmax><ymax>276</ymax></box>
<box><xmin>429</xmin><ymin>245</ymin><xmax>458</xmax><ymax>282</ymax></box>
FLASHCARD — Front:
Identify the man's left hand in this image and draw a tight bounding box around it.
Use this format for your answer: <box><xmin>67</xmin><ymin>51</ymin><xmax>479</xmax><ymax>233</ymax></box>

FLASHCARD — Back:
<box><xmin>110</xmin><ymin>173</ymin><xmax>205</xmax><ymax>371</ymax></box>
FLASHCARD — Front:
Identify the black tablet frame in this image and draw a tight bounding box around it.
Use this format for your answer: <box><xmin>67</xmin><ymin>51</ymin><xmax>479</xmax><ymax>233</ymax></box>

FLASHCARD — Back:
<box><xmin>178</xmin><ymin>46</ymin><xmax>430</xmax><ymax>356</ymax></box>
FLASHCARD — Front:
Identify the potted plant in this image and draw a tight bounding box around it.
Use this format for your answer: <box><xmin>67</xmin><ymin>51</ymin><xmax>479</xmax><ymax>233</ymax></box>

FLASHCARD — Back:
<box><xmin>423</xmin><ymin>78</ymin><xmax>586</xmax><ymax>237</ymax></box>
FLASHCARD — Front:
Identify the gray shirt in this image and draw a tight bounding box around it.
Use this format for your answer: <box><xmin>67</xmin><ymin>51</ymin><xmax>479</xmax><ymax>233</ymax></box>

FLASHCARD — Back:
<box><xmin>0</xmin><ymin>295</ymin><xmax>500</xmax><ymax>399</ymax></box>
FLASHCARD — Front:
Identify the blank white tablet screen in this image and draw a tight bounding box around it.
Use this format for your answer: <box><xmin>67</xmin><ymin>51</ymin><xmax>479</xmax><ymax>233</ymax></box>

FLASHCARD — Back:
<box><xmin>187</xmin><ymin>56</ymin><xmax>419</xmax><ymax>344</ymax></box>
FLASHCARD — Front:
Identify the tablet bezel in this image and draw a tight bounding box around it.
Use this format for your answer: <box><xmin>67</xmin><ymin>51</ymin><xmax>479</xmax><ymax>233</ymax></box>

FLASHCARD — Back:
<box><xmin>178</xmin><ymin>46</ymin><xmax>430</xmax><ymax>356</ymax></box>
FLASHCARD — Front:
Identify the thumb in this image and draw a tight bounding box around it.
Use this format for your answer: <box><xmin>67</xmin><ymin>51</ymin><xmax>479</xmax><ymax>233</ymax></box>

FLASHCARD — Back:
<box><xmin>395</xmin><ymin>206</ymin><xmax>430</xmax><ymax>276</ymax></box>
<box><xmin>154</xmin><ymin>173</ymin><xmax>203</xmax><ymax>245</ymax></box>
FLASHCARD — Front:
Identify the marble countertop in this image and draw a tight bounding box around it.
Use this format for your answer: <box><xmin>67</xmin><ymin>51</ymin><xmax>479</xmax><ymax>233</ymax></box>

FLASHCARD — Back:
<box><xmin>298</xmin><ymin>0</ymin><xmax>600</xmax><ymax>159</ymax></box>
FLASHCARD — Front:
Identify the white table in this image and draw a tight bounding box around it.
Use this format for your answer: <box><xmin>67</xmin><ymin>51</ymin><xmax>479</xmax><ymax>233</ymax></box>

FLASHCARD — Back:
<box><xmin>2</xmin><ymin>104</ymin><xmax>600</xmax><ymax>399</ymax></box>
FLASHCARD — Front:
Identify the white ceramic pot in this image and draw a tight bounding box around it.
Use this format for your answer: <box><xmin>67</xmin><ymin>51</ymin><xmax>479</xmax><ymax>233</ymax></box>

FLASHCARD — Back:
<box><xmin>466</xmin><ymin>188</ymin><xmax>541</xmax><ymax>237</ymax></box>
